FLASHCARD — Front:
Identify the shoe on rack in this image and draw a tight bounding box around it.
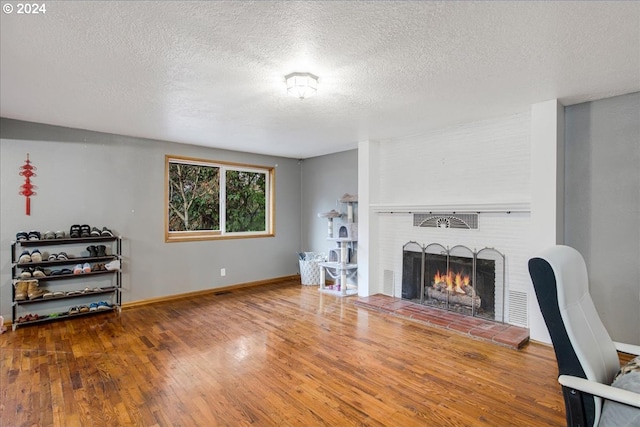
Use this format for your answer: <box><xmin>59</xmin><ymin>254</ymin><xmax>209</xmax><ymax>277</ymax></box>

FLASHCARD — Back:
<box><xmin>57</xmin><ymin>252</ymin><xmax>69</xmax><ymax>261</ymax></box>
<box><xmin>14</xmin><ymin>280</ymin><xmax>29</xmax><ymax>301</ymax></box>
<box><xmin>97</xmin><ymin>301</ymin><xmax>112</xmax><ymax>311</ymax></box>
<box><xmin>89</xmin><ymin>302</ymin><xmax>99</xmax><ymax>312</ymax></box>
<box><xmin>80</xmin><ymin>225</ymin><xmax>91</xmax><ymax>238</ymax></box>
<box><xmin>69</xmin><ymin>225</ymin><xmax>81</xmax><ymax>238</ymax></box>
<box><xmin>105</xmin><ymin>260</ymin><xmax>120</xmax><ymax>271</ymax></box>
<box><xmin>87</xmin><ymin>245</ymin><xmax>98</xmax><ymax>258</ymax></box>
<box><xmin>55</xmin><ymin>230</ymin><xmax>66</xmax><ymax>239</ymax></box>
<box><xmin>101</xmin><ymin>227</ymin><xmax>114</xmax><ymax>237</ymax></box>
<box><xmin>20</xmin><ymin>268</ymin><xmax>33</xmax><ymax>278</ymax></box>
<box><xmin>79</xmin><ymin>305</ymin><xmax>90</xmax><ymax>313</ymax></box>
<box><xmin>30</xmin><ymin>249</ymin><xmax>42</xmax><ymax>263</ymax></box>
<box><xmin>16</xmin><ymin>231</ymin><xmax>28</xmax><ymax>242</ymax></box>
<box><xmin>83</xmin><ymin>263</ymin><xmax>91</xmax><ymax>273</ymax></box>
<box><xmin>69</xmin><ymin>306</ymin><xmax>80</xmax><ymax>315</ymax></box>
<box><xmin>43</xmin><ymin>231</ymin><xmax>55</xmax><ymax>240</ymax></box>
<box><xmin>32</xmin><ymin>267</ymin><xmax>47</xmax><ymax>278</ymax></box>
<box><xmin>90</xmin><ymin>227</ymin><xmax>102</xmax><ymax>237</ymax></box>
<box><xmin>18</xmin><ymin>250</ymin><xmax>31</xmax><ymax>264</ymax></box>
<box><xmin>73</xmin><ymin>264</ymin><xmax>83</xmax><ymax>275</ymax></box>
<box><xmin>28</xmin><ymin>230</ymin><xmax>41</xmax><ymax>241</ymax></box>
<box><xmin>26</xmin><ymin>279</ymin><xmax>45</xmax><ymax>300</ymax></box>
<box><xmin>97</xmin><ymin>245</ymin><xmax>107</xmax><ymax>257</ymax></box>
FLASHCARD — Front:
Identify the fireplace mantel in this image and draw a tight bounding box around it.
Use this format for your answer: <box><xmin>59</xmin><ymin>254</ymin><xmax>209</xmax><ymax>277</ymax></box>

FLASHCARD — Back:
<box><xmin>370</xmin><ymin>201</ymin><xmax>531</xmax><ymax>214</ymax></box>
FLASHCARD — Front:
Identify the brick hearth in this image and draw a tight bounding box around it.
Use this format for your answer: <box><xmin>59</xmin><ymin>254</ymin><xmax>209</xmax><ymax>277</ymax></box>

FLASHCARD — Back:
<box><xmin>352</xmin><ymin>294</ymin><xmax>530</xmax><ymax>349</ymax></box>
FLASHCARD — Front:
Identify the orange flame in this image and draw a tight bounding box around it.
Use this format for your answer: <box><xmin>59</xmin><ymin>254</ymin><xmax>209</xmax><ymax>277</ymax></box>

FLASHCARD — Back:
<box><xmin>434</xmin><ymin>270</ymin><xmax>470</xmax><ymax>294</ymax></box>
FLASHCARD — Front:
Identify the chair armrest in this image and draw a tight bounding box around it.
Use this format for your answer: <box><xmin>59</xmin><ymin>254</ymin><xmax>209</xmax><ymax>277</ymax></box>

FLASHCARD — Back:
<box><xmin>613</xmin><ymin>341</ymin><xmax>640</xmax><ymax>356</ymax></box>
<box><xmin>558</xmin><ymin>375</ymin><xmax>640</xmax><ymax>408</ymax></box>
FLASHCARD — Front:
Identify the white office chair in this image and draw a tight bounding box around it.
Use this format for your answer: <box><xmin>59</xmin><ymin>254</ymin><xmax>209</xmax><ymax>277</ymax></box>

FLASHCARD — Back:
<box><xmin>528</xmin><ymin>245</ymin><xmax>640</xmax><ymax>427</ymax></box>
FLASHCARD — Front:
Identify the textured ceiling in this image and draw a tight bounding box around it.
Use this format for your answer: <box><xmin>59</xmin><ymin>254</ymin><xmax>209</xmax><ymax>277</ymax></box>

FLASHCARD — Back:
<box><xmin>1</xmin><ymin>1</ymin><xmax>639</xmax><ymax>159</ymax></box>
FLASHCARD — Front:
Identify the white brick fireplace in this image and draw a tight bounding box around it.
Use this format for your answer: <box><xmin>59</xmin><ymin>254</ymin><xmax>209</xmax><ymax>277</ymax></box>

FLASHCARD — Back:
<box><xmin>357</xmin><ymin>100</ymin><xmax>565</xmax><ymax>344</ymax></box>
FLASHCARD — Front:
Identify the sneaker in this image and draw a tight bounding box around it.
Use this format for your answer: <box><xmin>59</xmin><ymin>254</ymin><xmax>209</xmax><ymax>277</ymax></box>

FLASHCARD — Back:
<box><xmin>90</xmin><ymin>227</ymin><xmax>101</xmax><ymax>237</ymax></box>
<box><xmin>20</xmin><ymin>268</ymin><xmax>33</xmax><ymax>278</ymax></box>
<box><xmin>73</xmin><ymin>264</ymin><xmax>83</xmax><ymax>275</ymax></box>
<box><xmin>105</xmin><ymin>260</ymin><xmax>120</xmax><ymax>271</ymax></box>
<box><xmin>16</xmin><ymin>231</ymin><xmax>28</xmax><ymax>241</ymax></box>
<box><xmin>55</xmin><ymin>230</ymin><xmax>66</xmax><ymax>239</ymax></box>
<box><xmin>89</xmin><ymin>302</ymin><xmax>98</xmax><ymax>312</ymax></box>
<box><xmin>43</xmin><ymin>231</ymin><xmax>55</xmax><ymax>240</ymax></box>
<box><xmin>96</xmin><ymin>301</ymin><xmax>112</xmax><ymax>311</ymax></box>
<box><xmin>82</xmin><ymin>263</ymin><xmax>91</xmax><ymax>273</ymax></box>
<box><xmin>27</xmin><ymin>230</ymin><xmax>41</xmax><ymax>240</ymax></box>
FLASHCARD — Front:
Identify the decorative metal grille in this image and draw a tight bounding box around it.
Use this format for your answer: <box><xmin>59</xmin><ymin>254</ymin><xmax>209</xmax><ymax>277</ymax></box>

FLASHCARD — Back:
<box><xmin>413</xmin><ymin>213</ymin><xmax>478</xmax><ymax>229</ymax></box>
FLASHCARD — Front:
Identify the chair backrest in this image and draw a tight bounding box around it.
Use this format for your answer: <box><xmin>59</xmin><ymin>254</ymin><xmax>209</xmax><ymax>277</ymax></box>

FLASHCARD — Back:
<box><xmin>528</xmin><ymin>245</ymin><xmax>621</xmax><ymax>427</ymax></box>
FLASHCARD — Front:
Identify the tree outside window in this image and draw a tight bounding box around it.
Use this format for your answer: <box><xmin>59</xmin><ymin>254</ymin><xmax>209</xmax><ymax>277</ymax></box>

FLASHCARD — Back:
<box><xmin>166</xmin><ymin>155</ymin><xmax>274</xmax><ymax>241</ymax></box>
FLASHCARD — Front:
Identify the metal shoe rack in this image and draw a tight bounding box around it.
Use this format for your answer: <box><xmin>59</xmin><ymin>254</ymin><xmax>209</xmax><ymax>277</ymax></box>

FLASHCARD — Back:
<box><xmin>10</xmin><ymin>235</ymin><xmax>122</xmax><ymax>330</ymax></box>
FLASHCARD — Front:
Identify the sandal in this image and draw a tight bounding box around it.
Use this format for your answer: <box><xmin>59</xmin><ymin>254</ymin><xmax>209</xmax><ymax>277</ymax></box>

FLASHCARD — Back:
<box><xmin>101</xmin><ymin>227</ymin><xmax>114</xmax><ymax>237</ymax></box>
<box><xmin>80</xmin><ymin>225</ymin><xmax>91</xmax><ymax>238</ymax></box>
<box><xmin>69</xmin><ymin>225</ymin><xmax>81</xmax><ymax>238</ymax></box>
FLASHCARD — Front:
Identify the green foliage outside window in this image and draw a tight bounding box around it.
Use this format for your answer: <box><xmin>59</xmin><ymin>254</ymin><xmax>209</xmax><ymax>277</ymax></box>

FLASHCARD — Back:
<box><xmin>168</xmin><ymin>162</ymin><xmax>220</xmax><ymax>231</ymax></box>
<box><xmin>226</xmin><ymin>170</ymin><xmax>266</xmax><ymax>232</ymax></box>
<box><xmin>166</xmin><ymin>156</ymin><xmax>273</xmax><ymax>241</ymax></box>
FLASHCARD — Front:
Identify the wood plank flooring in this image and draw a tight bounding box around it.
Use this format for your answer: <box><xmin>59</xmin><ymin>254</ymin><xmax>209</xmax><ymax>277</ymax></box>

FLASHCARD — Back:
<box><xmin>1</xmin><ymin>279</ymin><xmax>569</xmax><ymax>426</ymax></box>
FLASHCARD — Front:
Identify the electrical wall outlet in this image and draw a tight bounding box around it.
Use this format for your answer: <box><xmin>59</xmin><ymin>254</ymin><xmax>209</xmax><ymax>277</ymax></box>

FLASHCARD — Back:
<box><xmin>220</xmin><ymin>268</ymin><xmax>226</xmax><ymax>277</ymax></box>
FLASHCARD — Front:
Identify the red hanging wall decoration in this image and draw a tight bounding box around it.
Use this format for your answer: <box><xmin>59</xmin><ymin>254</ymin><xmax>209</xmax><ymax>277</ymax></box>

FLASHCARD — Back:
<box><xmin>18</xmin><ymin>153</ymin><xmax>37</xmax><ymax>215</ymax></box>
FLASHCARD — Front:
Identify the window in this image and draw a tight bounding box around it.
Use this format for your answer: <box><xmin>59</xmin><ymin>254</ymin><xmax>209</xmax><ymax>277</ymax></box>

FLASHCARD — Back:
<box><xmin>165</xmin><ymin>155</ymin><xmax>274</xmax><ymax>242</ymax></box>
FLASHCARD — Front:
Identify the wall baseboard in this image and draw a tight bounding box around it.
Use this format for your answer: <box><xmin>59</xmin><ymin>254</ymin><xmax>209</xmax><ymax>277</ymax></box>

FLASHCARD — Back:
<box><xmin>121</xmin><ymin>275</ymin><xmax>300</xmax><ymax>310</ymax></box>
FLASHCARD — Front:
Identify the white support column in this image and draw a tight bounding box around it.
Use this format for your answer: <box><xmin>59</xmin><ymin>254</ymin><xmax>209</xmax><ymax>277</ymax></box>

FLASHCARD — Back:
<box><xmin>530</xmin><ymin>99</ymin><xmax>565</xmax><ymax>344</ymax></box>
<box><xmin>358</xmin><ymin>139</ymin><xmax>381</xmax><ymax>296</ymax></box>
<box><xmin>531</xmin><ymin>99</ymin><xmax>565</xmax><ymax>251</ymax></box>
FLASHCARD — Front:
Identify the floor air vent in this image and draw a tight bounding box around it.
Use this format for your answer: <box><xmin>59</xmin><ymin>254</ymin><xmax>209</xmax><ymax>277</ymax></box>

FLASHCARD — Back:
<box><xmin>508</xmin><ymin>290</ymin><xmax>528</xmax><ymax>327</ymax></box>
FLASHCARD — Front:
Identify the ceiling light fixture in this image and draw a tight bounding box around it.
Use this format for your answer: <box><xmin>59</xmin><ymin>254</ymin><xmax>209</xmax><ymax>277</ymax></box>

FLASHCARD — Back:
<box><xmin>285</xmin><ymin>72</ymin><xmax>318</xmax><ymax>100</ymax></box>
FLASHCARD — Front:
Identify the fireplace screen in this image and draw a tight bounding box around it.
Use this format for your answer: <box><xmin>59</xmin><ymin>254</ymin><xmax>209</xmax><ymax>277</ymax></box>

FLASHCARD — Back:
<box><xmin>402</xmin><ymin>242</ymin><xmax>505</xmax><ymax>322</ymax></box>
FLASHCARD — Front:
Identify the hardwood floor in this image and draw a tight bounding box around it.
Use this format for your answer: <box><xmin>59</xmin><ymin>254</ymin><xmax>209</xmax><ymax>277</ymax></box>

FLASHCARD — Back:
<box><xmin>1</xmin><ymin>279</ymin><xmax>568</xmax><ymax>426</ymax></box>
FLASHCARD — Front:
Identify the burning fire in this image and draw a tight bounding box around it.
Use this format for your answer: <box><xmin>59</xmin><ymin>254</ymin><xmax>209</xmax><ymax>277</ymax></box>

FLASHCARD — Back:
<box><xmin>434</xmin><ymin>270</ymin><xmax>470</xmax><ymax>294</ymax></box>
